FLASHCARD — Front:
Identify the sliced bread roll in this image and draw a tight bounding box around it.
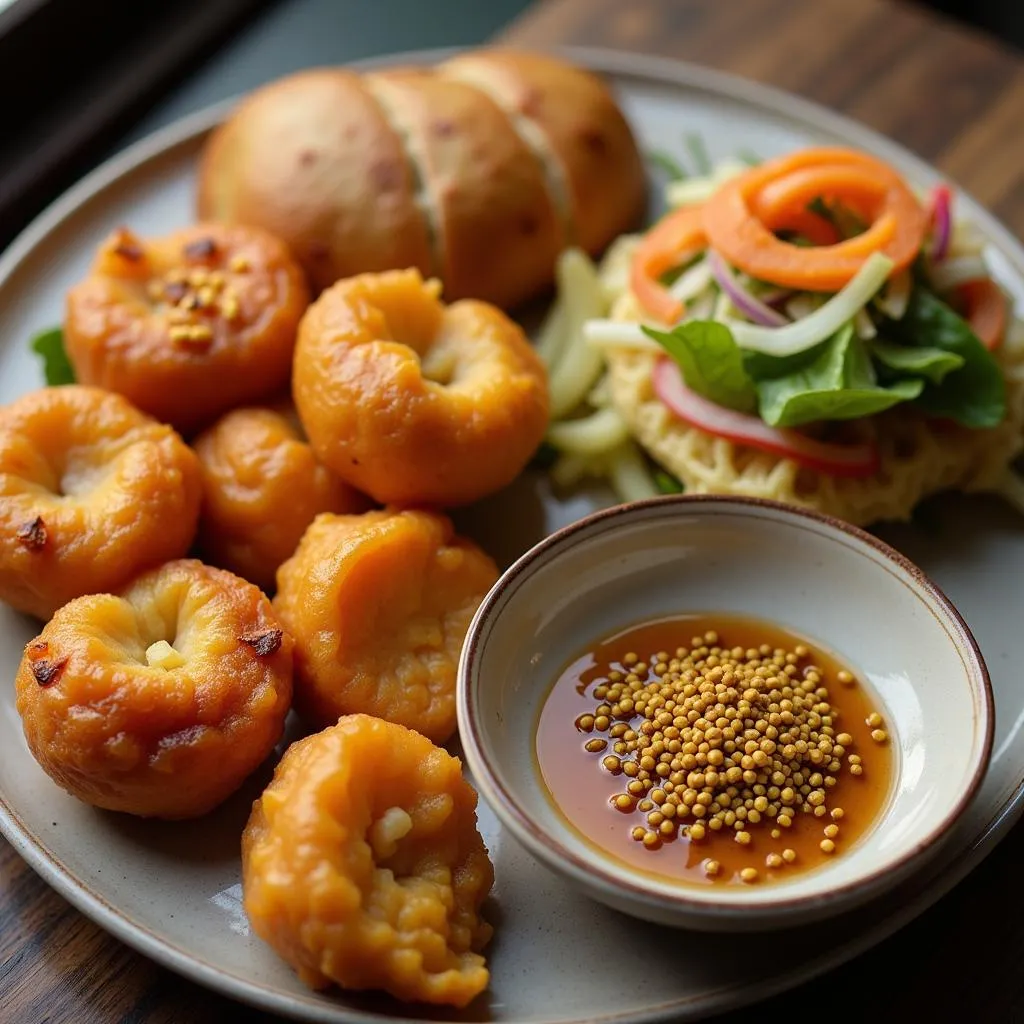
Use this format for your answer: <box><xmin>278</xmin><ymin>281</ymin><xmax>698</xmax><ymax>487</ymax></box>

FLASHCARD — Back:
<box><xmin>365</xmin><ymin>67</ymin><xmax>565</xmax><ymax>309</ymax></box>
<box><xmin>197</xmin><ymin>69</ymin><xmax>433</xmax><ymax>291</ymax></box>
<box><xmin>197</xmin><ymin>50</ymin><xmax>647</xmax><ymax>308</ymax></box>
<box><xmin>440</xmin><ymin>50</ymin><xmax>646</xmax><ymax>257</ymax></box>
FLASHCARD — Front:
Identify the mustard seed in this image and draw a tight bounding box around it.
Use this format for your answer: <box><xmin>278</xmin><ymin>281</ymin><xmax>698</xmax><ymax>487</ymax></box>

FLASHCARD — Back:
<box><xmin>564</xmin><ymin>624</ymin><xmax>885</xmax><ymax>886</ymax></box>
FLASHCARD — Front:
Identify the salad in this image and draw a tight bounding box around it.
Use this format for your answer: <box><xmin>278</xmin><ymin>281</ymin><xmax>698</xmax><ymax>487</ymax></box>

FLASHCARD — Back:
<box><xmin>540</xmin><ymin>143</ymin><xmax>1024</xmax><ymax>525</ymax></box>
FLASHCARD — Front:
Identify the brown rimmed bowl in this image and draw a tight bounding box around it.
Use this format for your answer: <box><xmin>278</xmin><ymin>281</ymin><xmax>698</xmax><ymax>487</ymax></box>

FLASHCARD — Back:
<box><xmin>457</xmin><ymin>495</ymin><xmax>994</xmax><ymax>931</ymax></box>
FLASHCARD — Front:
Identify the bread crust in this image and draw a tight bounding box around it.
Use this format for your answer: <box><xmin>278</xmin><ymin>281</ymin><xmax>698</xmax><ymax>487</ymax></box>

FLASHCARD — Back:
<box><xmin>197</xmin><ymin>52</ymin><xmax>647</xmax><ymax>307</ymax></box>
<box><xmin>365</xmin><ymin>68</ymin><xmax>564</xmax><ymax>309</ymax></box>
<box><xmin>440</xmin><ymin>49</ymin><xmax>647</xmax><ymax>256</ymax></box>
<box><xmin>197</xmin><ymin>68</ymin><xmax>433</xmax><ymax>293</ymax></box>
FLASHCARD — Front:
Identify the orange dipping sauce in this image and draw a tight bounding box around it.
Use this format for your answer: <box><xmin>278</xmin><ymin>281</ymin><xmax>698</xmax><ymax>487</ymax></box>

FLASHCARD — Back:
<box><xmin>535</xmin><ymin>615</ymin><xmax>893</xmax><ymax>886</ymax></box>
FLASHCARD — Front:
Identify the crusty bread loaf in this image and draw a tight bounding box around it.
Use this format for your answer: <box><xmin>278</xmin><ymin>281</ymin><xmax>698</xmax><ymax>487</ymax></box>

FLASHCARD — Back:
<box><xmin>197</xmin><ymin>50</ymin><xmax>647</xmax><ymax>308</ymax></box>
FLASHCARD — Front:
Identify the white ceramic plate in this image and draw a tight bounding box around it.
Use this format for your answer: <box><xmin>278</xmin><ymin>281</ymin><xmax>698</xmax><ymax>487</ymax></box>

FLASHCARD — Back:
<box><xmin>2</xmin><ymin>46</ymin><xmax>1024</xmax><ymax>1024</ymax></box>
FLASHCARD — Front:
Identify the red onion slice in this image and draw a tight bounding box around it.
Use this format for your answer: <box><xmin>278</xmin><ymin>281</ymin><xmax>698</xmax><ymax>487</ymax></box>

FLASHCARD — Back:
<box><xmin>652</xmin><ymin>358</ymin><xmax>879</xmax><ymax>478</ymax></box>
<box><xmin>707</xmin><ymin>249</ymin><xmax>789</xmax><ymax>327</ymax></box>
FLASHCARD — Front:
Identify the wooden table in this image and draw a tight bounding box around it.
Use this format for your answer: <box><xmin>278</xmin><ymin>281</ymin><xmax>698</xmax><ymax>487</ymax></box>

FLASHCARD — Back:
<box><xmin>4</xmin><ymin>0</ymin><xmax>1024</xmax><ymax>1020</ymax></box>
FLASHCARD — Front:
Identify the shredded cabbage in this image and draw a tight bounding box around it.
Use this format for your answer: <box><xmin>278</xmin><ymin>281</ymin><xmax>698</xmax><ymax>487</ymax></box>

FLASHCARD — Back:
<box><xmin>545</xmin><ymin>249</ymin><xmax>608</xmax><ymax>418</ymax></box>
<box><xmin>582</xmin><ymin>319</ymin><xmax>661</xmax><ymax>352</ymax></box>
<box><xmin>874</xmin><ymin>269</ymin><xmax>911</xmax><ymax>320</ymax></box>
<box><xmin>725</xmin><ymin>253</ymin><xmax>894</xmax><ymax>356</ymax></box>
<box><xmin>546</xmin><ymin>406</ymin><xmax>630</xmax><ymax>456</ymax></box>
<box><xmin>665</xmin><ymin>159</ymin><xmax>749</xmax><ymax>208</ymax></box>
<box><xmin>928</xmin><ymin>254</ymin><xmax>990</xmax><ymax>294</ymax></box>
<box><xmin>668</xmin><ymin>257</ymin><xmax>714</xmax><ymax>302</ymax></box>
<box><xmin>606</xmin><ymin>441</ymin><xmax>661</xmax><ymax>502</ymax></box>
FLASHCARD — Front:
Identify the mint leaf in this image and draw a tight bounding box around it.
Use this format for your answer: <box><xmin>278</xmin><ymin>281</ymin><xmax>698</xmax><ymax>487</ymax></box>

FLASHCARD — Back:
<box><xmin>757</xmin><ymin>325</ymin><xmax>922</xmax><ymax>427</ymax></box>
<box><xmin>870</xmin><ymin>337</ymin><xmax>965</xmax><ymax>385</ymax></box>
<box><xmin>31</xmin><ymin>327</ymin><xmax>75</xmax><ymax>386</ymax></box>
<box><xmin>887</xmin><ymin>287</ymin><xmax>1006</xmax><ymax>428</ymax></box>
<box><xmin>642</xmin><ymin>321</ymin><xmax>757</xmax><ymax>413</ymax></box>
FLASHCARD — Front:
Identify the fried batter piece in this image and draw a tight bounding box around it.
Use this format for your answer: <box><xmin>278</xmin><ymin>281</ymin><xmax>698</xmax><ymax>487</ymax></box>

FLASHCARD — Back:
<box><xmin>15</xmin><ymin>559</ymin><xmax>293</xmax><ymax>818</ymax></box>
<box><xmin>242</xmin><ymin>714</ymin><xmax>494</xmax><ymax>1007</ymax></box>
<box><xmin>0</xmin><ymin>385</ymin><xmax>202</xmax><ymax>619</ymax></box>
<box><xmin>193</xmin><ymin>403</ymin><xmax>368</xmax><ymax>592</ymax></box>
<box><xmin>292</xmin><ymin>268</ymin><xmax>549</xmax><ymax>506</ymax></box>
<box><xmin>64</xmin><ymin>223</ymin><xmax>309</xmax><ymax>434</ymax></box>
<box><xmin>273</xmin><ymin>509</ymin><xmax>497</xmax><ymax>742</ymax></box>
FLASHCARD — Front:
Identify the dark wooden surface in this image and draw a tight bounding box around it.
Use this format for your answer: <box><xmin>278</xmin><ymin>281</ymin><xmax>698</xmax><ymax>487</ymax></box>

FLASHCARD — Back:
<box><xmin>4</xmin><ymin>0</ymin><xmax>1024</xmax><ymax>1020</ymax></box>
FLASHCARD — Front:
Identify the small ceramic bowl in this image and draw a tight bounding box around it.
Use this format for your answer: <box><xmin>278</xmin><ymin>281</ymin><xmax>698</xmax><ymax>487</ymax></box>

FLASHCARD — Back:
<box><xmin>457</xmin><ymin>495</ymin><xmax>993</xmax><ymax>931</ymax></box>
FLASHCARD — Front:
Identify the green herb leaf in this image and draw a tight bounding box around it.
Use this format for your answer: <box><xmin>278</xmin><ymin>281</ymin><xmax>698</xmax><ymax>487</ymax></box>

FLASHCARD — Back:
<box><xmin>648</xmin><ymin>149</ymin><xmax>688</xmax><ymax>181</ymax></box>
<box><xmin>736</xmin><ymin>148</ymin><xmax>761</xmax><ymax>166</ymax></box>
<box><xmin>757</xmin><ymin>325</ymin><xmax>922</xmax><ymax>427</ymax></box>
<box><xmin>806</xmin><ymin>196</ymin><xmax>832</xmax><ymax>221</ymax></box>
<box><xmin>31</xmin><ymin>327</ymin><xmax>75</xmax><ymax>386</ymax></box>
<box><xmin>887</xmin><ymin>287</ymin><xmax>1006</xmax><ymax>428</ymax></box>
<box><xmin>642</xmin><ymin>321</ymin><xmax>757</xmax><ymax>414</ymax></box>
<box><xmin>742</xmin><ymin>338</ymin><xmax>831</xmax><ymax>382</ymax></box>
<box><xmin>776</xmin><ymin>231</ymin><xmax>817</xmax><ymax>249</ymax></box>
<box><xmin>806</xmin><ymin>195</ymin><xmax>867</xmax><ymax>240</ymax></box>
<box><xmin>653</xmin><ymin>469</ymin><xmax>684</xmax><ymax>494</ymax></box>
<box><xmin>870</xmin><ymin>337</ymin><xmax>965</xmax><ymax>385</ymax></box>
<box><xmin>685</xmin><ymin>132</ymin><xmax>712</xmax><ymax>176</ymax></box>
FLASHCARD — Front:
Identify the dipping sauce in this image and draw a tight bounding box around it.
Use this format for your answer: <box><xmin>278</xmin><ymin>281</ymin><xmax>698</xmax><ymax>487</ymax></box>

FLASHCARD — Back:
<box><xmin>536</xmin><ymin>615</ymin><xmax>893</xmax><ymax>885</ymax></box>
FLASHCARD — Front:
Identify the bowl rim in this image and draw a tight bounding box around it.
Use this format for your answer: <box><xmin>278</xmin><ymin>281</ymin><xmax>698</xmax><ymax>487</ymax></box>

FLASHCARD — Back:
<box><xmin>457</xmin><ymin>493</ymin><xmax>995</xmax><ymax>917</ymax></box>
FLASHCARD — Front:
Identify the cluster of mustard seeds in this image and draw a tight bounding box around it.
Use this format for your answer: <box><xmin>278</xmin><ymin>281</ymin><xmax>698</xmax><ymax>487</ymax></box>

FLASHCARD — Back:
<box><xmin>576</xmin><ymin>630</ymin><xmax>889</xmax><ymax>884</ymax></box>
<box><xmin>144</xmin><ymin>241</ymin><xmax>252</xmax><ymax>350</ymax></box>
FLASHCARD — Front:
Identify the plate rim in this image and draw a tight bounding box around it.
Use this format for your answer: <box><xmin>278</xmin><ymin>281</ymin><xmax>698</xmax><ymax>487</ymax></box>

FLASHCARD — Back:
<box><xmin>2</xmin><ymin>42</ymin><xmax>1023</xmax><ymax>1024</ymax></box>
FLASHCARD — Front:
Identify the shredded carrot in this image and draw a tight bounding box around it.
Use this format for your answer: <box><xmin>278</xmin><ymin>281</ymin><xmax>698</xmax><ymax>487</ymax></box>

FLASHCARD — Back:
<box><xmin>956</xmin><ymin>278</ymin><xmax>1007</xmax><ymax>351</ymax></box>
<box><xmin>702</xmin><ymin>147</ymin><xmax>927</xmax><ymax>292</ymax></box>
<box><xmin>630</xmin><ymin>206</ymin><xmax>707</xmax><ymax>323</ymax></box>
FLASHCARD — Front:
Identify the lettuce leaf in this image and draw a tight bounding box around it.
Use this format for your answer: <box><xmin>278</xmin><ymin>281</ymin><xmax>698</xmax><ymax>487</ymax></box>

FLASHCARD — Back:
<box><xmin>756</xmin><ymin>325</ymin><xmax>923</xmax><ymax>427</ymax></box>
<box><xmin>870</xmin><ymin>337</ymin><xmax>964</xmax><ymax>385</ymax></box>
<box><xmin>886</xmin><ymin>286</ymin><xmax>1006</xmax><ymax>428</ymax></box>
<box><xmin>643</xmin><ymin>300</ymin><xmax>992</xmax><ymax>433</ymax></box>
<box><xmin>31</xmin><ymin>327</ymin><xmax>75</xmax><ymax>386</ymax></box>
<box><xmin>642</xmin><ymin>321</ymin><xmax>757</xmax><ymax>413</ymax></box>
<box><xmin>741</xmin><ymin>339</ymin><xmax>829</xmax><ymax>381</ymax></box>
